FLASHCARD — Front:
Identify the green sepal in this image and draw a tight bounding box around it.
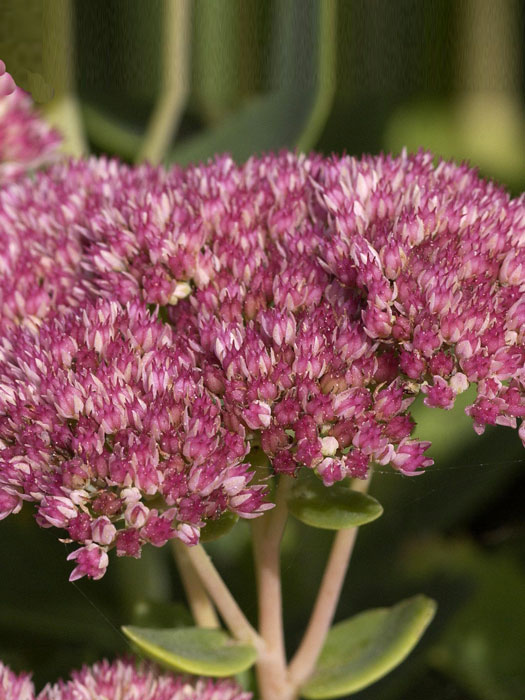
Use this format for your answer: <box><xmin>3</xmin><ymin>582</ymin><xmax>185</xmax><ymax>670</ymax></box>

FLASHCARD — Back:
<box><xmin>301</xmin><ymin>595</ymin><xmax>437</xmax><ymax>699</ymax></box>
<box><xmin>121</xmin><ymin>625</ymin><xmax>258</xmax><ymax>677</ymax></box>
<box><xmin>200</xmin><ymin>512</ymin><xmax>239</xmax><ymax>542</ymax></box>
<box><xmin>287</xmin><ymin>472</ymin><xmax>383</xmax><ymax>530</ymax></box>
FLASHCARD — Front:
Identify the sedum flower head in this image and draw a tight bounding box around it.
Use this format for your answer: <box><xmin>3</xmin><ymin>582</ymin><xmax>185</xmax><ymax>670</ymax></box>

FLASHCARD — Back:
<box><xmin>0</xmin><ymin>148</ymin><xmax>524</xmax><ymax>577</ymax></box>
<box><xmin>0</xmin><ymin>156</ymin><xmax>178</xmax><ymax>334</ymax></box>
<box><xmin>0</xmin><ymin>658</ymin><xmax>251</xmax><ymax>700</ymax></box>
<box><xmin>164</xmin><ymin>152</ymin><xmax>433</xmax><ymax>482</ymax></box>
<box><xmin>0</xmin><ymin>61</ymin><xmax>61</xmax><ymax>184</ymax></box>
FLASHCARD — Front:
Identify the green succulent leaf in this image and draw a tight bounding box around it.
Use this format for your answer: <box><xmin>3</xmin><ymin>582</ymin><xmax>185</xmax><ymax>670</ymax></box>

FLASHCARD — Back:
<box><xmin>287</xmin><ymin>472</ymin><xmax>383</xmax><ymax>530</ymax></box>
<box><xmin>200</xmin><ymin>512</ymin><xmax>239</xmax><ymax>542</ymax></box>
<box><xmin>121</xmin><ymin>625</ymin><xmax>257</xmax><ymax>677</ymax></box>
<box><xmin>301</xmin><ymin>595</ymin><xmax>437</xmax><ymax>699</ymax></box>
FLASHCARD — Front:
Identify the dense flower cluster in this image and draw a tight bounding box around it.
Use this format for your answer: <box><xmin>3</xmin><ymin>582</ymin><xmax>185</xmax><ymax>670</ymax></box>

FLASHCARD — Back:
<box><xmin>0</xmin><ymin>91</ymin><xmax>523</xmax><ymax>578</ymax></box>
<box><xmin>0</xmin><ymin>299</ymin><xmax>269</xmax><ymax>579</ymax></box>
<box><xmin>0</xmin><ymin>158</ymin><xmax>172</xmax><ymax>333</ymax></box>
<box><xmin>169</xmin><ymin>155</ymin><xmax>428</xmax><ymax>485</ymax></box>
<box><xmin>0</xmin><ymin>61</ymin><xmax>61</xmax><ymax>184</ymax></box>
<box><xmin>0</xmin><ymin>658</ymin><xmax>251</xmax><ymax>700</ymax></box>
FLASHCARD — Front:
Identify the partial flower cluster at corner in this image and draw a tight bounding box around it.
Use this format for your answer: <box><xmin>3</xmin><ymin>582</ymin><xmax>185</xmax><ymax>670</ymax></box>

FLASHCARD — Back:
<box><xmin>0</xmin><ymin>658</ymin><xmax>251</xmax><ymax>700</ymax></box>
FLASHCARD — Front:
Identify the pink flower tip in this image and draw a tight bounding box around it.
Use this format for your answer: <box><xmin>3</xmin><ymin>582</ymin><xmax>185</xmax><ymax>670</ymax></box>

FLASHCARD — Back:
<box><xmin>0</xmin><ymin>661</ymin><xmax>34</xmax><ymax>700</ymax></box>
<box><xmin>0</xmin><ymin>60</ymin><xmax>16</xmax><ymax>97</ymax></box>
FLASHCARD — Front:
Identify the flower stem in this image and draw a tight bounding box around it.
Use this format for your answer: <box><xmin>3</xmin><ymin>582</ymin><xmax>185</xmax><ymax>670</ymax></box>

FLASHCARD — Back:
<box><xmin>251</xmin><ymin>475</ymin><xmax>295</xmax><ymax>700</ymax></box>
<box><xmin>176</xmin><ymin>541</ymin><xmax>263</xmax><ymax>649</ymax></box>
<box><xmin>137</xmin><ymin>0</ymin><xmax>190</xmax><ymax>164</ymax></box>
<box><xmin>171</xmin><ymin>539</ymin><xmax>220</xmax><ymax>629</ymax></box>
<box><xmin>287</xmin><ymin>474</ymin><xmax>372</xmax><ymax>689</ymax></box>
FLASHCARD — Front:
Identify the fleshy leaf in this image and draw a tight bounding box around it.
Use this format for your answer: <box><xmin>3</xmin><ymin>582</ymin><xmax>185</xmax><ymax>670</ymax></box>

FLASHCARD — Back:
<box><xmin>287</xmin><ymin>472</ymin><xmax>383</xmax><ymax>530</ymax></box>
<box><xmin>200</xmin><ymin>512</ymin><xmax>239</xmax><ymax>542</ymax></box>
<box><xmin>301</xmin><ymin>595</ymin><xmax>437</xmax><ymax>699</ymax></box>
<box><xmin>122</xmin><ymin>625</ymin><xmax>258</xmax><ymax>677</ymax></box>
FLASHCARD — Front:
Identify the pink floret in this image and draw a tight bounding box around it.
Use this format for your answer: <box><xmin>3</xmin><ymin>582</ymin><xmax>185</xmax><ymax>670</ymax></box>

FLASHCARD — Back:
<box><xmin>0</xmin><ymin>660</ymin><xmax>34</xmax><ymax>700</ymax></box>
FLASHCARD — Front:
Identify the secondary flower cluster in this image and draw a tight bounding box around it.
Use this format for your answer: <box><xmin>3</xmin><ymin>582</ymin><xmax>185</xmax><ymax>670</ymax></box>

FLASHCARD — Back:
<box><xmin>0</xmin><ymin>70</ymin><xmax>523</xmax><ymax>579</ymax></box>
<box><xmin>0</xmin><ymin>61</ymin><xmax>60</xmax><ymax>184</ymax></box>
<box><xmin>0</xmin><ymin>658</ymin><xmax>250</xmax><ymax>700</ymax></box>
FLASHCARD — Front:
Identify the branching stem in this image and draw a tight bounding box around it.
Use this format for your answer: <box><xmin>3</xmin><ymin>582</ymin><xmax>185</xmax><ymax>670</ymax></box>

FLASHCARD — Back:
<box><xmin>251</xmin><ymin>476</ymin><xmax>294</xmax><ymax>700</ymax></box>
<box><xmin>171</xmin><ymin>539</ymin><xmax>220</xmax><ymax>629</ymax></box>
<box><xmin>287</xmin><ymin>474</ymin><xmax>372</xmax><ymax>689</ymax></box>
<box><xmin>172</xmin><ymin>472</ymin><xmax>373</xmax><ymax>700</ymax></box>
<box><xmin>176</xmin><ymin>541</ymin><xmax>263</xmax><ymax>650</ymax></box>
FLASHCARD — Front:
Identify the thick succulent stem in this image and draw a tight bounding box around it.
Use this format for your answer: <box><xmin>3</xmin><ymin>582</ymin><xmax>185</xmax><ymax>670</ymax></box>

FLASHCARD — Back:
<box><xmin>287</xmin><ymin>474</ymin><xmax>372</xmax><ymax>689</ymax></box>
<box><xmin>177</xmin><ymin>471</ymin><xmax>372</xmax><ymax>700</ymax></box>
<box><xmin>251</xmin><ymin>476</ymin><xmax>295</xmax><ymax>700</ymax></box>
<box><xmin>171</xmin><ymin>539</ymin><xmax>220</xmax><ymax>629</ymax></box>
<box><xmin>177</xmin><ymin>541</ymin><xmax>263</xmax><ymax>649</ymax></box>
<box><xmin>42</xmin><ymin>0</ymin><xmax>87</xmax><ymax>155</ymax></box>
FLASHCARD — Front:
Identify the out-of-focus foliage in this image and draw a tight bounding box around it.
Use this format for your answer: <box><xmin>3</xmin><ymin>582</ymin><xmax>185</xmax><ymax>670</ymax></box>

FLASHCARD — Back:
<box><xmin>406</xmin><ymin>539</ymin><xmax>525</xmax><ymax>700</ymax></box>
<box><xmin>0</xmin><ymin>1</ymin><xmax>524</xmax><ymax>698</ymax></box>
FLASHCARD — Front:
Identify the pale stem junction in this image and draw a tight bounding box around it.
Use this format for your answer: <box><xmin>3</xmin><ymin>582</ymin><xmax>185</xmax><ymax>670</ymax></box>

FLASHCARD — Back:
<box><xmin>176</xmin><ymin>540</ymin><xmax>263</xmax><ymax>650</ymax></box>
<box><xmin>288</xmin><ymin>474</ymin><xmax>372</xmax><ymax>688</ymax></box>
<box><xmin>174</xmin><ymin>472</ymin><xmax>372</xmax><ymax>700</ymax></box>
<box><xmin>251</xmin><ymin>476</ymin><xmax>295</xmax><ymax>700</ymax></box>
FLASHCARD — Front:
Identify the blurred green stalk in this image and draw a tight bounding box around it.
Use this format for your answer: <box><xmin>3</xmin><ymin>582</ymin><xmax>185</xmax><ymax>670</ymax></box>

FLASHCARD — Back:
<box><xmin>137</xmin><ymin>0</ymin><xmax>191</xmax><ymax>164</ymax></box>
<box><xmin>296</xmin><ymin>0</ymin><xmax>337</xmax><ymax>153</ymax></box>
<box><xmin>42</xmin><ymin>0</ymin><xmax>87</xmax><ymax>156</ymax></box>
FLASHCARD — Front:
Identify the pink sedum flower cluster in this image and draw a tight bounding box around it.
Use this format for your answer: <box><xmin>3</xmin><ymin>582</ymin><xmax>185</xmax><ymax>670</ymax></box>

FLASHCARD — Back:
<box><xmin>0</xmin><ymin>141</ymin><xmax>524</xmax><ymax>578</ymax></box>
<box><xmin>0</xmin><ymin>61</ymin><xmax>61</xmax><ymax>185</ymax></box>
<box><xmin>0</xmin><ymin>658</ymin><xmax>251</xmax><ymax>700</ymax></box>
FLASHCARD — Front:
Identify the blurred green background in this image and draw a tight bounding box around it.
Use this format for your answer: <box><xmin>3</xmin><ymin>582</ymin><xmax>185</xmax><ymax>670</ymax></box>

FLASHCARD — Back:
<box><xmin>1</xmin><ymin>1</ymin><xmax>524</xmax><ymax>698</ymax></box>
